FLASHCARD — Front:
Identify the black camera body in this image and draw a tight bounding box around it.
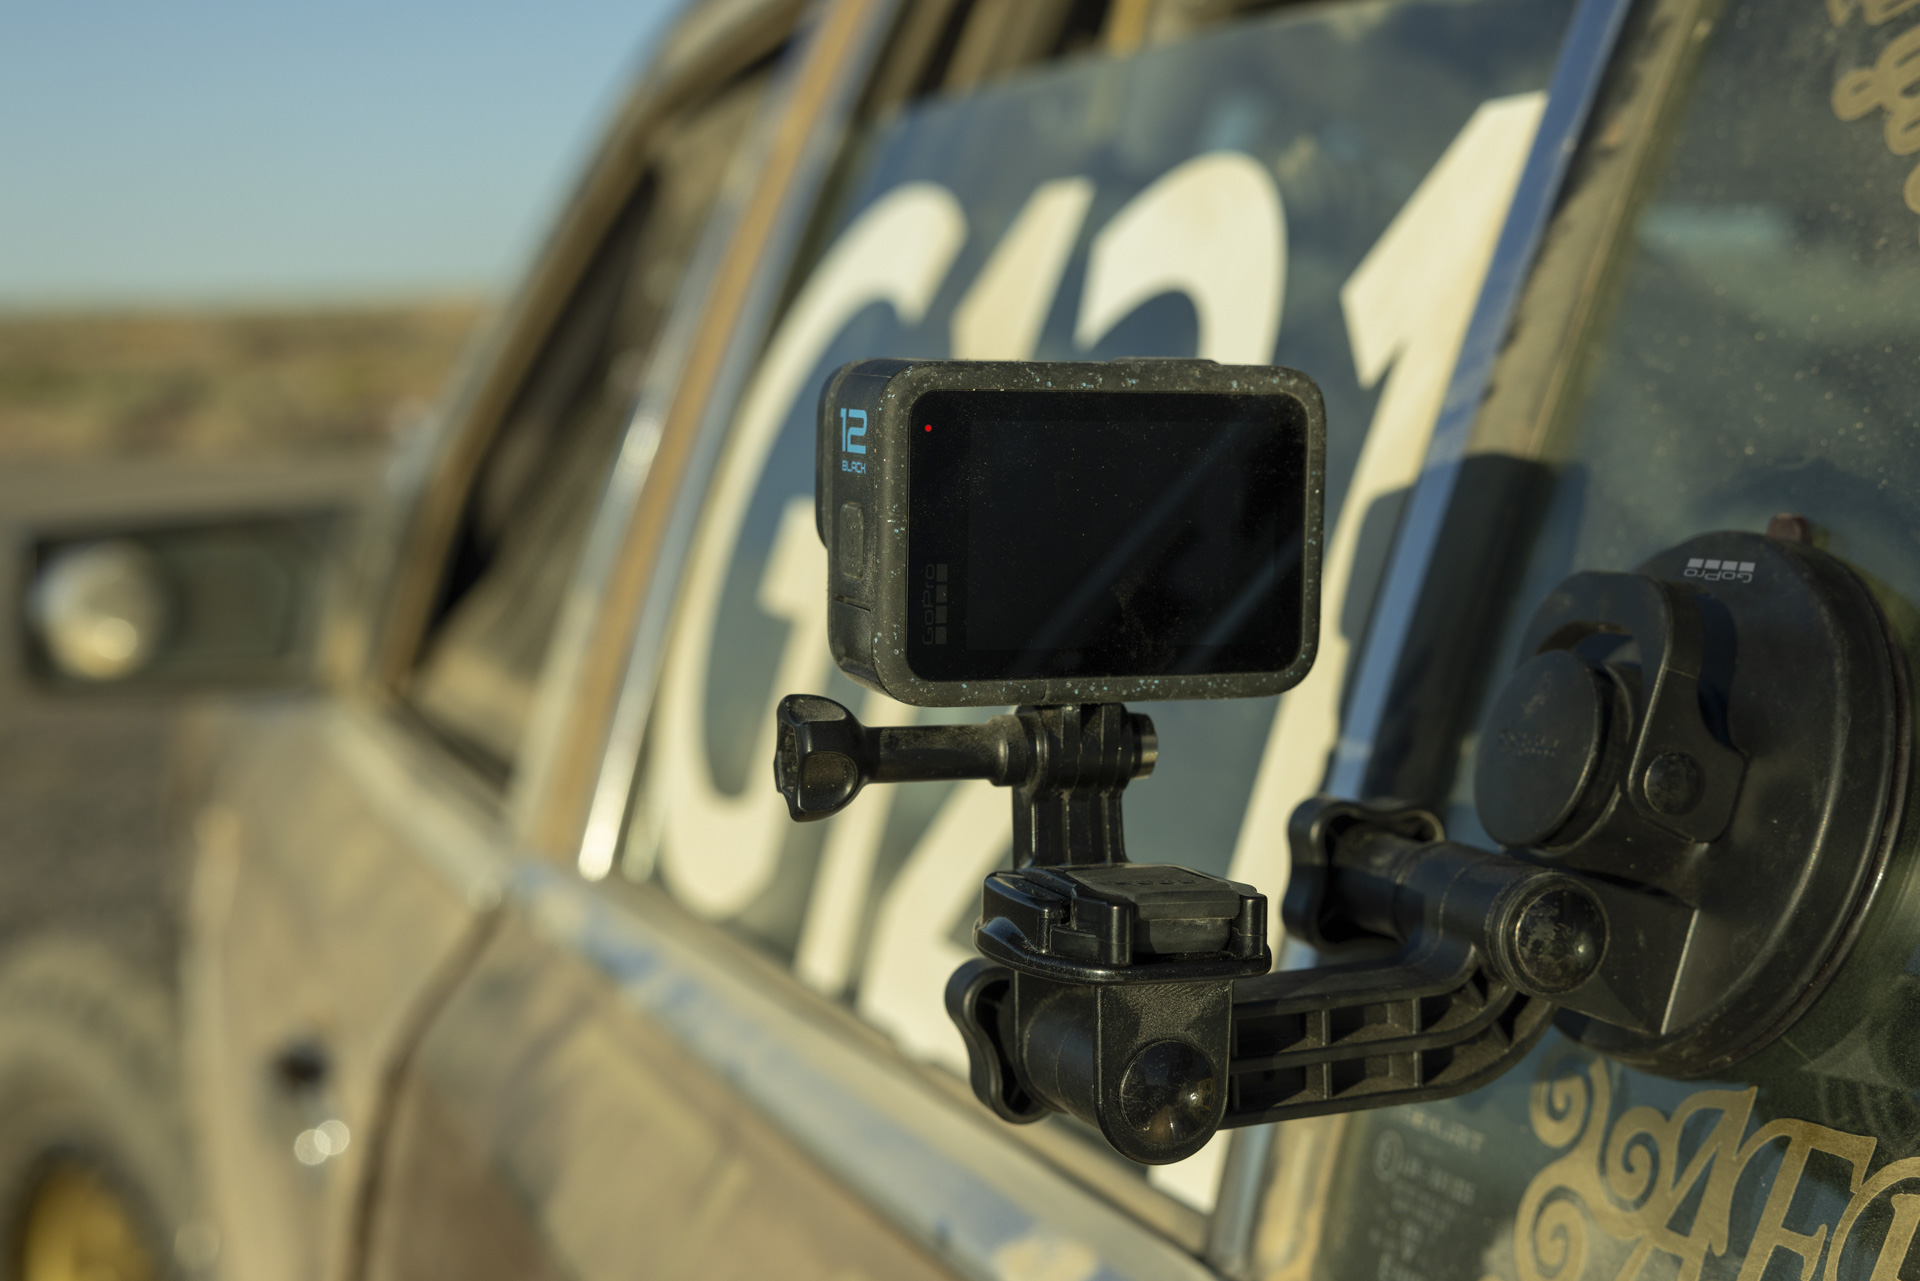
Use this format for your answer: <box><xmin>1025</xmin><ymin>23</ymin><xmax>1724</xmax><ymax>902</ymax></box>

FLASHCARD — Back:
<box><xmin>816</xmin><ymin>358</ymin><xmax>1326</xmax><ymax>707</ymax></box>
<box><xmin>777</xmin><ymin>357</ymin><xmax>1330</xmax><ymax>1162</ymax></box>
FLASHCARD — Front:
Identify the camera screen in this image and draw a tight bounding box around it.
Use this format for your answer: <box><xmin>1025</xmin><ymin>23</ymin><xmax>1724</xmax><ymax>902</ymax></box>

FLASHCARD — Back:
<box><xmin>906</xmin><ymin>390</ymin><xmax>1308</xmax><ymax>682</ymax></box>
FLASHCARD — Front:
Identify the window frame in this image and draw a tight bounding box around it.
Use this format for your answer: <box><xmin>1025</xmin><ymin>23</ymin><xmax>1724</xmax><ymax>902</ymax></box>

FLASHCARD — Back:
<box><xmin>551</xmin><ymin>0</ymin><xmax>1243</xmax><ymax>1250</ymax></box>
<box><xmin>341</xmin><ymin>0</ymin><xmax>811</xmax><ymax>807</ymax></box>
<box><xmin>553</xmin><ymin>0</ymin><xmax>1654</xmax><ymax>1269</ymax></box>
<box><xmin>509</xmin><ymin>0</ymin><xmax>889</xmax><ymax>855</ymax></box>
<box><xmin>1329</xmin><ymin>0</ymin><xmax>1714</xmax><ymax>812</ymax></box>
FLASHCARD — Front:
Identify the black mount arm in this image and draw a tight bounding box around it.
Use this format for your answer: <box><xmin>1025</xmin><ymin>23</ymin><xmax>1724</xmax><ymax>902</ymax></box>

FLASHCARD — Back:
<box><xmin>776</xmin><ymin>696</ymin><xmax>1156</xmax><ymax>866</ymax></box>
<box><xmin>772</xmin><ymin>531</ymin><xmax>1906</xmax><ymax>1165</ymax></box>
<box><xmin>773</xmin><ymin>696</ymin><xmax>1613</xmax><ymax>1164</ymax></box>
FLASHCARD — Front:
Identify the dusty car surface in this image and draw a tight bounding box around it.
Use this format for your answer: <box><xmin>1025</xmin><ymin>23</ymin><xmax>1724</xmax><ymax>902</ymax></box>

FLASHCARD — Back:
<box><xmin>12</xmin><ymin>0</ymin><xmax>1920</xmax><ymax>1277</ymax></box>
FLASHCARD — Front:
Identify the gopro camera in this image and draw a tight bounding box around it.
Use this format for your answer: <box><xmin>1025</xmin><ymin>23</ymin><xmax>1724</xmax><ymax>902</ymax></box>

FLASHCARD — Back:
<box><xmin>816</xmin><ymin>359</ymin><xmax>1325</xmax><ymax>706</ymax></box>
<box><xmin>777</xmin><ymin>358</ymin><xmax>1331</xmax><ymax>1163</ymax></box>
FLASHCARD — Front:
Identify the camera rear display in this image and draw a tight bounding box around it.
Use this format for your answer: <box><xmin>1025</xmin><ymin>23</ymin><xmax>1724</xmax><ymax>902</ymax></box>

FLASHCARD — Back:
<box><xmin>906</xmin><ymin>390</ymin><xmax>1306</xmax><ymax>682</ymax></box>
<box><xmin>816</xmin><ymin>358</ymin><xmax>1323</xmax><ymax>706</ymax></box>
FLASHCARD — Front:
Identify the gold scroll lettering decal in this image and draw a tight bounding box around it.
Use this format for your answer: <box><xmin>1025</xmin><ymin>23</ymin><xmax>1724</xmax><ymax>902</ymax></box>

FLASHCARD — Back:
<box><xmin>1516</xmin><ymin>1058</ymin><xmax>1920</xmax><ymax>1281</ymax></box>
<box><xmin>1828</xmin><ymin>0</ymin><xmax>1920</xmax><ymax>28</ymax></box>
<box><xmin>1831</xmin><ymin>5</ymin><xmax>1920</xmax><ymax>239</ymax></box>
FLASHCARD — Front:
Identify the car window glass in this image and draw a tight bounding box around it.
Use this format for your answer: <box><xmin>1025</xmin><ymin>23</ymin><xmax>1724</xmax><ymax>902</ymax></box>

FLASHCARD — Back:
<box><xmin>1442</xmin><ymin>0</ymin><xmax>1920</xmax><ymax>886</ymax></box>
<box><xmin>408</xmin><ymin>65</ymin><xmax>774</xmax><ymax>779</ymax></box>
<box><xmin>622</xmin><ymin>0</ymin><xmax>1572</xmax><ymax>1202</ymax></box>
<box><xmin>1292</xmin><ymin>1</ymin><xmax>1920</xmax><ymax>1275</ymax></box>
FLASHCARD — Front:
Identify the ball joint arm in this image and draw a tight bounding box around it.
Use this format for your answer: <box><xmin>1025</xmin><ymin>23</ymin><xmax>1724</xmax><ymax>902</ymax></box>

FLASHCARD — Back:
<box><xmin>775</xmin><ymin>529</ymin><xmax>1905</xmax><ymax>1164</ymax></box>
<box><xmin>773</xmin><ymin>694</ymin><xmax>1029</xmax><ymax>821</ymax></box>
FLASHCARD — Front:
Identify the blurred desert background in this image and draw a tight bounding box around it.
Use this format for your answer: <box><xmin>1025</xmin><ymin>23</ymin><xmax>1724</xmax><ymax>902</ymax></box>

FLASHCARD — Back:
<box><xmin>0</xmin><ymin>299</ymin><xmax>489</xmax><ymax>968</ymax></box>
<box><xmin>0</xmin><ymin>301</ymin><xmax>483</xmax><ymax>460</ymax></box>
<box><xmin>0</xmin><ymin>0</ymin><xmax>676</xmax><ymax>1004</ymax></box>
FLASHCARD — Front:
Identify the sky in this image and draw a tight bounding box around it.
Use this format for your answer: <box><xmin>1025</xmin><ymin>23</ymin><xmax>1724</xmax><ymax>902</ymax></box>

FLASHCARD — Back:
<box><xmin>0</xmin><ymin>0</ymin><xmax>685</xmax><ymax>308</ymax></box>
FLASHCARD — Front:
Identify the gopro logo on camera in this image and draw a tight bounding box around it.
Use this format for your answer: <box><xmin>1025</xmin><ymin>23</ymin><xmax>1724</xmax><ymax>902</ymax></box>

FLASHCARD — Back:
<box><xmin>840</xmin><ymin>408</ymin><xmax>867</xmax><ymax>453</ymax></box>
<box><xmin>840</xmin><ymin>409</ymin><xmax>871</xmax><ymax>474</ymax></box>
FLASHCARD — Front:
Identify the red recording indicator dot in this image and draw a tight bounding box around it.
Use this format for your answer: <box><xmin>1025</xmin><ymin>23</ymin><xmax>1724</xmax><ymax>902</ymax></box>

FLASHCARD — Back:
<box><xmin>924</xmin><ymin>424</ymin><xmax>932</xmax><ymax>432</ymax></box>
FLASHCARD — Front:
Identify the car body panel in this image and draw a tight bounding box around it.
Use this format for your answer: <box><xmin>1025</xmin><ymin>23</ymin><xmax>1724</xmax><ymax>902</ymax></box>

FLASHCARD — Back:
<box><xmin>185</xmin><ymin>5</ymin><xmax>889</xmax><ymax>1280</ymax></box>
<box><xmin>176</xmin><ymin>0</ymin><xmax>1920</xmax><ymax>1278</ymax></box>
<box><xmin>186</xmin><ymin>703</ymin><xmax>502</xmax><ymax>1281</ymax></box>
<box><xmin>363</xmin><ymin>904</ymin><xmax>957</xmax><ymax>1281</ymax></box>
<box><xmin>367</xmin><ymin>869</ymin><xmax>1221</xmax><ymax>1281</ymax></box>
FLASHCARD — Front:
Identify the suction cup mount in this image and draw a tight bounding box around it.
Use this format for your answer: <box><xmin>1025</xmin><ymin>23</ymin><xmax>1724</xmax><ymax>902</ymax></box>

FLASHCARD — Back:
<box><xmin>772</xmin><ymin>529</ymin><xmax>1906</xmax><ymax>1163</ymax></box>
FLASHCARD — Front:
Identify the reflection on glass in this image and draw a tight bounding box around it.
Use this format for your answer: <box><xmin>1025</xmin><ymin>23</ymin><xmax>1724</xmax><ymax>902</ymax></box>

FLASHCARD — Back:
<box><xmin>1452</xmin><ymin>0</ymin><xmax>1920</xmax><ymax>845</ymax></box>
<box><xmin>1430</xmin><ymin>0</ymin><xmax>1920</xmax><ymax>1206</ymax></box>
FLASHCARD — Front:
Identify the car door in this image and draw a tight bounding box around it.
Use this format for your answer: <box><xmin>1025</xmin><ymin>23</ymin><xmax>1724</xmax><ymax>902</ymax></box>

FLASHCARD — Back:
<box><xmin>359</xmin><ymin>0</ymin><xmax>1593</xmax><ymax>1277</ymax></box>
<box><xmin>1245</xmin><ymin>0</ymin><xmax>1920</xmax><ymax>1276</ymax></box>
<box><xmin>181</xmin><ymin>9</ymin><xmax>794</xmax><ymax>1281</ymax></box>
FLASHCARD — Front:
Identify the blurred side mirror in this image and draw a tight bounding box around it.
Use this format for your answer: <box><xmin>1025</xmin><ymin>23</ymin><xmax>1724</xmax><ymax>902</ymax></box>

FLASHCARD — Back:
<box><xmin>28</xmin><ymin>541</ymin><xmax>172</xmax><ymax>681</ymax></box>
<box><xmin>21</xmin><ymin>514</ymin><xmax>340</xmax><ymax>690</ymax></box>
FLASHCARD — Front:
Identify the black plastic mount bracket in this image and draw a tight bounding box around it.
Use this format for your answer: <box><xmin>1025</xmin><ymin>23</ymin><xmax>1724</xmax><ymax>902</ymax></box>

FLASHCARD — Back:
<box><xmin>775</xmin><ymin>697</ymin><xmax>1270</xmax><ymax>985</ymax></box>
<box><xmin>771</xmin><ymin>529</ymin><xmax>1907</xmax><ymax>1164</ymax></box>
<box><xmin>776</xmin><ymin>696</ymin><xmax>1277</xmax><ymax>1161</ymax></box>
<box><xmin>775</xmin><ymin>697</ymin><xmax>1157</xmax><ymax>866</ymax></box>
<box><xmin>773</xmin><ymin>691</ymin><xmax>1622</xmax><ymax>1162</ymax></box>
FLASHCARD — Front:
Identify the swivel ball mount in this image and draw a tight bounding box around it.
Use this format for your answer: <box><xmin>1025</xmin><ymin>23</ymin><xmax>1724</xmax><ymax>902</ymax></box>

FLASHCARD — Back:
<box><xmin>777</xmin><ymin>697</ymin><xmax>1270</xmax><ymax>1164</ymax></box>
<box><xmin>774</xmin><ymin>692</ymin><xmax>1616</xmax><ymax>1164</ymax></box>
